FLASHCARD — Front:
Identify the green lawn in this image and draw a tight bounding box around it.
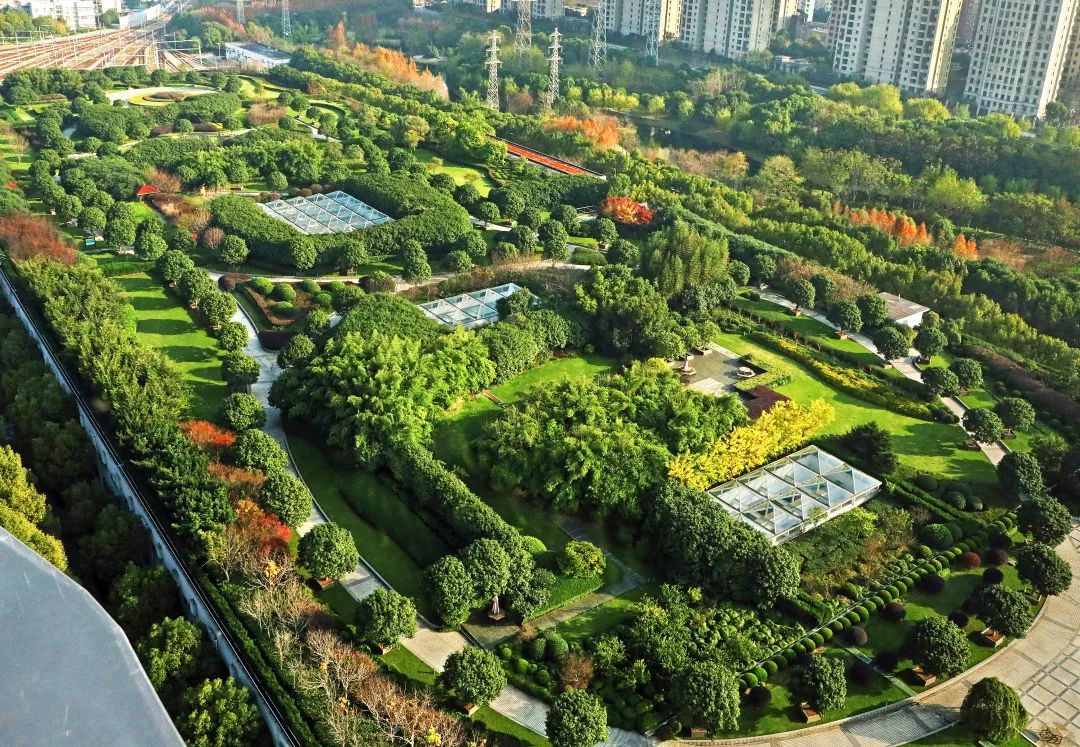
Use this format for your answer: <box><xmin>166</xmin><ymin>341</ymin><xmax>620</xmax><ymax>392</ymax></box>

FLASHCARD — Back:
<box><xmin>114</xmin><ymin>273</ymin><xmax>227</xmax><ymax>420</ymax></box>
<box><xmin>415</xmin><ymin>148</ymin><xmax>495</xmax><ymax>196</ymax></box>
<box><xmin>287</xmin><ymin>430</ymin><xmax>437</xmax><ymax>620</ymax></box>
<box><xmin>553</xmin><ymin>583</ymin><xmax>660</xmax><ymax>646</ymax></box>
<box><xmin>733</xmin><ymin>294</ymin><xmax>886</xmax><ymax>368</ymax></box>
<box><xmin>714</xmin><ymin>332</ymin><xmax>1000</xmax><ymax>493</ymax></box>
<box><xmin>722</xmin><ymin>648</ymin><xmax>908</xmax><ymax>737</ymax></box>
<box><xmin>907</xmin><ymin>722</ymin><xmax>1028</xmax><ymax>746</ymax></box>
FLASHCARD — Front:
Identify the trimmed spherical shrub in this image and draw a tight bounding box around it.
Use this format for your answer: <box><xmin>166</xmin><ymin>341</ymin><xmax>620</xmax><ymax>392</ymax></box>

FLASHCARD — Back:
<box><xmin>498</xmin><ymin>646</ymin><xmax>512</xmax><ymax>660</ymax></box>
<box><xmin>744</xmin><ymin>673</ymin><xmax>759</xmax><ymax>687</ymax></box>
<box><xmin>850</xmin><ymin>660</ymin><xmax>875</xmax><ymax>686</ymax></box>
<box><xmin>753</xmin><ymin>666</ymin><xmax>769</xmax><ymax>683</ymax></box>
<box><xmin>966</xmin><ymin>496</ymin><xmax>984</xmax><ymax>512</ymax></box>
<box><xmin>529</xmin><ymin>637</ymin><xmax>547</xmax><ymax>661</ymax></box>
<box><xmin>880</xmin><ymin>588</ymin><xmax>894</xmax><ymax>602</ymax></box>
<box><xmin>870</xmin><ymin>595</ymin><xmax>885</xmax><ymax>607</ymax></box>
<box><xmin>513</xmin><ymin>657</ymin><xmax>529</xmax><ymax>675</ymax></box>
<box><xmin>865</xmin><ymin>599</ymin><xmax>879</xmax><ymax>613</ymax></box>
<box><xmin>856</xmin><ymin>608</ymin><xmax>870</xmax><ymax>622</ymax></box>
<box><xmin>250</xmin><ymin>277</ymin><xmax>273</xmax><ymax>295</ymax></box>
<box><xmin>945</xmin><ymin>491</ymin><xmax>966</xmax><ymax>509</ymax></box>
<box><xmin>920</xmin><ymin>574</ymin><xmax>946</xmax><ymax>593</ymax></box>
<box><xmin>922</xmin><ymin>523</ymin><xmax>953</xmax><ymax>550</ymax></box>
<box><xmin>916</xmin><ymin>545</ymin><xmax>934</xmax><ymax>559</ymax></box>
<box><xmin>748</xmin><ymin>686</ymin><xmax>772</xmax><ymax>707</ymax></box>
<box><xmin>948</xmin><ymin>611</ymin><xmax>970</xmax><ymax>628</ymax></box>
<box><xmin>771</xmin><ymin>655</ymin><xmax>787</xmax><ymax>670</ymax></box>
<box><xmin>764</xmin><ymin>660</ymin><xmax>778</xmax><ymax>675</ymax></box>
<box><xmin>845</xmin><ymin>613</ymin><xmax>859</xmax><ymax>626</ymax></box>
<box><xmin>895</xmin><ymin>579</ymin><xmax>910</xmax><ymax>593</ymax></box>
<box><xmin>300</xmin><ymin>279</ymin><xmax>319</xmax><ymax>294</ymax></box>
<box><xmin>272</xmin><ymin>283</ymin><xmax>296</xmax><ymax>302</ymax></box>
<box><xmin>783</xmin><ymin>649</ymin><xmax>798</xmax><ymax>665</ymax></box>
<box><xmin>930</xmin><ymin>559</ymin><xmax>944</xmax><ymax>571</ymax></box>
<box><xmin>883</xmin><ymin>602</ymin><xmax>907</xmax><ymax>622</ymax></box>
<box><xmin>985</xmin><ymin>548</ymin><xmax>1009</xmax><ymax>566</ymax></box>
<box><xmin>886</xmin><ymin>585</ymin><xmax>900</xmax><ymax>598</ymax></box>
<box><xmin>960</xmin><ymin>551</ymin><xmax>982</xmax><ymax>569</ymax></box>
<box><xmin>915</xmin><ymin>473</ymin><xmax>939</xmax><ymax>491</ymax></box>
<box><xmin>875</xmin><ymin>651</ymin><xmax>899</xmax><ymax>672</ymax></box>
<box><xmin>983</xmin><ymin>567</ymin><xmax>1005</xmax><ymax>585</ymax></box>
<box><xmin>846</xmin><ymin>625</ymin><xmax>868</xmax><ymax>646</ymax></box>
<box><xmin>821</xmin><ymin>628</ymin><xmax>833</xmax><ymax>642</ymax></box>
<box><xmin>830</xmin><ymin>620</ymin><xmax>844</xmax><ymax>634</ymax></box>
<box><xmin>271</xmin><ymin>301</ymin><xmax>295</xmax><ymax>316</ymax></box>
<box><xmin>811</xmin><ymin>633</ymin><xmax>825</xmax><ymax>647</ymax></box>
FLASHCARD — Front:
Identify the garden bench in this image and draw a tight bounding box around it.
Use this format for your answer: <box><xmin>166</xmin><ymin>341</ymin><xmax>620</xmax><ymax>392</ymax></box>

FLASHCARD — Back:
<box><xmin>910</xmin><ymin>666</ymin><xmax>937</xmax><ymax>686</ymax></box>
<box><xmin>798</xmin><ymin>702</ymin><xmax>821</xmax><ymax>723</ymax></box>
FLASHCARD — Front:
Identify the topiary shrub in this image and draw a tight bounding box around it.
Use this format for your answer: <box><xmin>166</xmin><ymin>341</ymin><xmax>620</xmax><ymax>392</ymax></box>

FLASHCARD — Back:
<box><xmin>747</xmin><ymin>686</ymin><xmax>772</xmax><ymax>708</ymax></box>
<box><xmin>960</xmin><ymin>551</ymin><xmax>982</xmax><ymax>569</ymax></box>
<box><xmin>965</xmin><ymin>496</ymin><xmax>984</xmax><ymax>512</ymax></box>
<box><xmin>865</xmin><ymin>599</ymin><xmax>879</xmax><ymax>613</ymax></box>
<box><xmin>948</xmin><ymin>611</ymin><xmax>970</xmax><ymax>628</ymax></box>
<box><xmin>783</xmin><ymin>649</ymin><xmax>798</xmax><ymax>665</ymax></box>
<box><xmin>985</xmin><ymin>548</ymin><xmax>1009</xmax><ymax>566</ymax></box>
<box><xmin>300</xmin><ymin>279</ymin><xmax>319</xmax><ymax>294</ymax></box>
<box><xmin>850</xmin><ymin>660</ymin><xmax>875</xmax><ymax>686</ymax></box>
<box><xmin>915</xmin><ymin>473</ymin><xmax>939</xmax><ymax>491</ymax></box>
<box><xmin>250</xmin><ymin>276</ymin><xmax>273</xmax><ymax>295</ymax></box>
<box><xmin>513</xmin><ymin>657</ymin><xmax>529</xmax><ymax>675</ymax></box>
<box><xmin>846</xmin><ymin>625</ymin><xmax>868</xmax><ymax>646</ymax></box>
<box><xmin>916</xmin><ymin>544</ymin><xmax>934</xmax><ymax>559</ymax></box>
<box><xmin>271</xmin><ymin>301</ymin><xmax>295</xmax><ymax>316</ymax></box>
<box><xmin>856</xmin><ymin>607</ymin><xmax>870</xmax><ymax>622</ymax></box>
<box><xmin>922</xmin><ymin>523</ymin><xmax>953</xmax><ymax>550</ymax></box>
<box><xmin>498</xmin><ymin>646</ymin><xmax>512</xmax><ymax>660</ymax></box>
<box><xmin>880</xmin><ymin>588</ymin><xmax>894</xmax><ymax>602</ymax></box>
<box><xmin>830</xmin><ymin>620</ymin><xmax>844</xmax><ymax>634</ymax></box>
<box><xmin>546</xmin><ymin>634</ymin><xmax>569</xmax><ymax>662</ymax></box>
<box><xmin>870</xmin><ymin>595</ymin><xmax>885</xmax><ymax>607</ymax></box>
<box><xmin>920</xmin><ymin>574</ymin><xmax>946</xmax><ymax>593</ymax></box>
<box><xmin>983</xmin><ymin>567</ymin><xmax>1005</xmax><ymax>585</ymax></box>
<box><xmin>753</xmin><ymin>666</ymin><xmax>769</xmax><ymax>683</ymax></box>
<box><xmin>272</xmin><ymin>283</ymin><xmax>296</xmax><ymax>301</ymax></box>
<box><xmin>744</xmin><ymin>673</ymin><xmax>759</xmax><ymax>687</ymax></box>
<box><xmin>883</xmin><ymin>602</ymin><xmax>907</xmax><ymax>622</ymax></box>
<box><xmin>764</xmin><ymin>660</ymin><xmax>778</xmax><ymax>675</ymax></box>
<box><xmin>821</xmin><ymin>628</ymin><xmax>833</xmax><ymax>642</ymax></box>
<box><xmin>811</xmin><ymin>632</ymin><xmax>825</xmax><ymax>647</ymax></box>
<box><xmin>529</xmin><ymin>637</ymin><xmax>547</xmax><ymax>661</ymax></box>
<box><xmin>946</xmin><ymin>491</ymin><xmax>967</xmax><ymax>510</ymax></box>
<box><xmin>875</xmin><ymin>651</ymin><xmax>899</xmax><ymax>671</ymax></box>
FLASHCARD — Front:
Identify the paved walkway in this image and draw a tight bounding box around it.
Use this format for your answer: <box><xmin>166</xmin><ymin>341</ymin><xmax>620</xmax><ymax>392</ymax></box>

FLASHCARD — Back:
<box><xmin>757</xmin><ymin>289</ymin><xmax>1009</xmax><ymax>466</ymax></box>
<box><xmin>224</xmin><ymin>283</ymin><xmax>651</xmax><ymax>745</ymax></box>
<box><xmin>680</xmin><ymin>521</ymin><xmax>1080</xmax><ymax>746</ymax></box>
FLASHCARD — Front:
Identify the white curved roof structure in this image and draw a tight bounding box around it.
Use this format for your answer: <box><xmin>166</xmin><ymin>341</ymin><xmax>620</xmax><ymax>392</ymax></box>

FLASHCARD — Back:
<box><xmin>0</xmin><ymin>529</ymin><xmax>183</xmax><ymax>747</ymax></box>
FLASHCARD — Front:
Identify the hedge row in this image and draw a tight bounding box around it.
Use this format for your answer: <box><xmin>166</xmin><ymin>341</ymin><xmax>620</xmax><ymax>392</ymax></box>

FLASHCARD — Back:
<box><xmin>888</xmin><ymin>480</ymin><xmax>970</xmax><ymax>523</ymax></box>
<box><xmin>200</xmin><ymin>574</ymin><xmax>328</xmax><ymax>746</ymax></box>
<box><xmin>748</xmin><ymin>331</ymin><xmax>936</xmax><ymax>420</ymax></box>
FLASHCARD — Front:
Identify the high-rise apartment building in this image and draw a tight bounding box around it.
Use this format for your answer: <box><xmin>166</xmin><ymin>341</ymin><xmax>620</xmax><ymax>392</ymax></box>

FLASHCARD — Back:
<box><xmin>603</xmin><ymin>0</ymin><xmax>683</xmax><ymax>46</ymax></box>
<box><xmin>955</xmin><ymin>0</ymin><xmax>980</xmax><ymax>45</ymax></box>
<box><xmin>531</xmin><ymin>0</ymin><xmax>564</xmax><ymax>18</ymax></box>
<box><xmin>828</xmin><ymin>0</ymin><xmax>962</xmax><ymax>93</ymax></box>
<box><xmin>24</xmin><ymin>0</ymin><xmax>121</xmax><ymax>30</ymax></box>
<box><xmin>680</xmin><ymin>0</ymin><xmax>797</xmax><ymax>57</ymax></box>
<box><xmin>452</xmin><ymin>0</ymin><xmax>502</xmax><ymax>13</ymax></box>
<box><xmin>964</xmin><ymin>0</ymin><xmax>1078</xmax><ymax>116</ymax></box>
<box><xmin>1059</xmin><ymin>11</ymin><xmax>1080</xmax><ymax>93</ymax></box>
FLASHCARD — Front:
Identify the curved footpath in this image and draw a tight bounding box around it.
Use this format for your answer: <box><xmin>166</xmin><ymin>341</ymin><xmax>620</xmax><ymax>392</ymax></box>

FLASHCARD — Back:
<box><xmin>690</xmin><ymin>522</ymin><xmax>1080</xmax><ymax>746</ymax></box>
<box><xmin>224</xmin><ymin>280</ymin><xmax>650</xmax><ymax>746</ymax></box>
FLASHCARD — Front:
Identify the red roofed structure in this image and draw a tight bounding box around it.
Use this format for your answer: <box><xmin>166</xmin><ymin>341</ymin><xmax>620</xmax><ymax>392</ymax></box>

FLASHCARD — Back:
<box><xmin>135</xmin><ymin>184</ymin><xmax>158</xmax><ymax>197</ymax></box>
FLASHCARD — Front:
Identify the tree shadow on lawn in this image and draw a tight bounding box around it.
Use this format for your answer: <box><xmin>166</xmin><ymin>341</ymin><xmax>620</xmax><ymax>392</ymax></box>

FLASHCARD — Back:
<box><xmin>127</xmin><ymin>293</ymin><xmax>178</xmax><ymax>312</ymax></box>
<box><xmin>158</xmin><ymin>344</ymin><xmax>221</xmax><ymax>365</ymax></box>
<box><xmin>138</xmin><ymin>318</ymin><xmax>203</xmax><ymax>336</ymax></box>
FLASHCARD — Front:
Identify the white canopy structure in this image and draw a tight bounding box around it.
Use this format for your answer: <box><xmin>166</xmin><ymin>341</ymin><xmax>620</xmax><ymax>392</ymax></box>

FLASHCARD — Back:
<box><xmin>707</xmin><ymin>445</ymin><xmax>882</xmax><ymax>544</ymax></box>
<box><xmin>258</xmin><ymin>191</ymin><xmax>393</xmax><ymax>235</ymax></box>
<box><xmin>417</xmin><ymin>283</ymin><xmax>523</xmax><ymax>329</ymax></box>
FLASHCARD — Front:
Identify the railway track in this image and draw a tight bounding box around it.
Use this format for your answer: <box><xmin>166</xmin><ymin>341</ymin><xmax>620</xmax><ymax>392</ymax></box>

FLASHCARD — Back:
<box><xmin>0</xmin><ymin>23</ymin><xmax>207</xmax><ymax>77</ymax></box>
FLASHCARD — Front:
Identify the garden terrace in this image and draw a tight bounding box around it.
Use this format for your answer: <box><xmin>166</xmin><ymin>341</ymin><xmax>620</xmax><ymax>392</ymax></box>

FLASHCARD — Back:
<box><xmin>417</xmin><ymin>283</ymin><xmax>523</xmax><ymax>329</ymax></box>
<box><xmin>257</xmin><ymin>191</ymin><xmax>393</xmax><ymax>235</ymax></box>
<box><xmin>707</xmin><ymin>446</ymin><xmax>882</xmax><ymax>545</ymax></box>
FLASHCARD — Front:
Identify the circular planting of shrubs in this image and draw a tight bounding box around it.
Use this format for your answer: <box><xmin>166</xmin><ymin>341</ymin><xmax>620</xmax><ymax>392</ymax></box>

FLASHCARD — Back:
<box><xmin>846</xmin><ymin>625</ymin><xmax>868</xmax><ymax>647</ymax></box>
<box><xmin>883</xmin><ymin>602</ymin><xmax>907</xmax><ymax>622</ymax></box>
<box><xmin>850</xmin><ymin>660</ymin><xmax>876</xmax><ymax>686</ymax></box>
<box><xmin>985</xmin><ymin>548</ymin><xmax>1009</xmax><ymax>566</ymax></box>
<box><xmin>919</xmin><ymin>574</ymin><xmax>946</xmax><ymax>593</ymax></box>
<box><xmin>960</xmin><ymin>551</ymin><xmax>982</xmax><ymax>569</ymax></box>
<box><xmin>983</xmin><ymin>567</ymin><xmax>1005</xmax><ymax>585</ymax></box>
<box><xmin>875</xmin><ymin>651</ymin><xmax>899</xmax><ymax>672</ymax></box>
<box><xmin>748</xmin><ymin>686</ymin><xmax>772</xmax><ymax>707</ymax></box>
<box><xmin>948</xmin><ymin>611</ymin><xmax>970</xmax><ymax>628</ymax></box>
<box><xmin>990</xmin><ymin>532</ymin><xmax>1013</xmax><ymax>549</ymax></box>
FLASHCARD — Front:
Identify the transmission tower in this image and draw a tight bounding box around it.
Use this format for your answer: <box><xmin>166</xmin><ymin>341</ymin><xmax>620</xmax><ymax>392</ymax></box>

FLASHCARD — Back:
<box><xmin>485</xmin><ymin>31</ymin><xmax>501</xmax><ymax>110</ymax></box>
<box><xmin>281</xmin><ymin>0</ymin><xmax>291</xmax><ymax>37</ymax></box>
<box><xmin>544</xmin><ymin>28</ymin><xmax>561</xmax><ymax>109</ymax></box>
<box><xmin>589</xmin><ymin>1</ymin><xmax>607</xmax><ymax>69</ymax></box>
<box><xmin>235</xmin><ymin>0</ymin><xmax>245</xmax><ymax>25</ymax></box>
<box><xmin>514</xmin><ymin>0</ymin><xmax>532</xmax><ymax>59</ymax></box>
<box><xmin>643</xmin><ymin>0</ymin><xmax>660</xmax><ymax>65</ymax></box>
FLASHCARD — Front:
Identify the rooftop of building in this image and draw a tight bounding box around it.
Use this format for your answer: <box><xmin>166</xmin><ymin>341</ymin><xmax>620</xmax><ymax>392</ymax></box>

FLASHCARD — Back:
<box><xmin>0</xmin><ymin>528</ymin><xmax>183</xmax><ymax>746</ymax></box>
<box><xmin>224</xmin><ymin>41</ymin><xmax>292</xmax><ymax>61</ymax></box>
<box><xmin>878</xmin><ymin>291</ymin><xmax>929</xmax><ymax>321</ymax></box>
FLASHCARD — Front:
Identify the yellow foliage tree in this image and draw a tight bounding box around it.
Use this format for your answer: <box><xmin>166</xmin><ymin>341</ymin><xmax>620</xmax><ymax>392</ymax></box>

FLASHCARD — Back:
<box><xmin>667</xmin><ymin>399</ymin><xmax>834</xmax><ymax>490</ymax></box>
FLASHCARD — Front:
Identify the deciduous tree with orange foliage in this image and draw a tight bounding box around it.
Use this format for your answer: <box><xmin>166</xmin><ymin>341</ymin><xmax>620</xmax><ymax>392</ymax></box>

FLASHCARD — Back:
<box><xmin>180</xmin><ymin>420</ymin><xmax>236</xmax><ymax>453</ymax></box>
<box><xmin>543</xmin><ymin>115</ymin><xmax>622</xmax><ymax>150</ymax></box>
<box><xmin>599</xmin><ymin>196</ymin><xmax>654</xmax><ymax>226</ymax></box>
<box><xmin>0</xmin><ymin>214</ymin><xmax>76</xmax><ymax>264</ymax></box>
<box><xmin>327</xmin><ymin>43</ymin><xmax>448</xmax><ymax>98</ymax></box>
<box><xmin>951</xmin><ymin>234</ymin><xmax>978</xmax><ymax>260</ymax></box>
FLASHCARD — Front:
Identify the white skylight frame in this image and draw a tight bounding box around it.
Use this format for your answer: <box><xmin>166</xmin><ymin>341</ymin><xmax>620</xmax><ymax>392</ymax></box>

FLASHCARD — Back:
<box><xmin>258</xmin><ymin>191</ymin><xmax>393</xmax><ymax>235</ymax></box>
<box><xmin>417</xmin><ymin>283</ymin><xmax>523</xmax><ymax>329</ymax></box>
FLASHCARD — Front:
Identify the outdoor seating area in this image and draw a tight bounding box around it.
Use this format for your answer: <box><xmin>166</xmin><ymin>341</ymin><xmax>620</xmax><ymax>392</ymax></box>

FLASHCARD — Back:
<box><xmin>706</xmin><ymin>446</ymin><xmax>883</xmax><ymax>545</ymax></box>
<box><xmin>258</xmin><ymin>191</ymin><xmax>393</xmax><ymax>234</ymax></box>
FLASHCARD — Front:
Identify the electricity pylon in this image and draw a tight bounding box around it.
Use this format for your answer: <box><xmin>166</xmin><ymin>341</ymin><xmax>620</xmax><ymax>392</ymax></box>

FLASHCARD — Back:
<box><xmin>515</xmin><ymin>0</ymin><xmax>532</xmax><ymax>59</ymax></box>
<box><xmin>485</xmin><ymin>31</ymin><xmax>501</xmax><ymax>110</ymax></box>
<box><xmin>235</xmin><ymin>0</ymin><xmax>245</xmax><ymax>25</ymax></box>
<box><xmin>644</xmin><ymin>0</ymin><xmax>660</xmax><ymax>65</ymax></box>
<box><xmin>281</xmin><ymin>0</ymin><xmax>291</xmax><ymax>37</ymax></box>
<box><xmin>545</xmin><ymin>28</ymin><xmax>561</xmax><ymax>108</ymax></box>
<box><xmin>589</xmin><ymin>0</ymin><xmax>607</xmax><ymax>69</ymax></box>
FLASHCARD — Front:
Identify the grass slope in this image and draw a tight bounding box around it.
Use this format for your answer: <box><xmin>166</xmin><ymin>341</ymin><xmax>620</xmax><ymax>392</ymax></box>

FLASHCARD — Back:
<box><xmin>114</xmin><ymin>273</ymin><xmax>227</xmax><ymax>420</ymax></box>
